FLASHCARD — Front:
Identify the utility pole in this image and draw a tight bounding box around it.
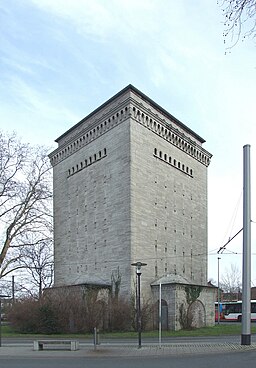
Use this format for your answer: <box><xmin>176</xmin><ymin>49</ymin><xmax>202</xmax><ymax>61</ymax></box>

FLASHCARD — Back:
<box><xmin>241</xmin><ymin>144</ymin><xmax>251</xmax><ymax>345</ymax></box>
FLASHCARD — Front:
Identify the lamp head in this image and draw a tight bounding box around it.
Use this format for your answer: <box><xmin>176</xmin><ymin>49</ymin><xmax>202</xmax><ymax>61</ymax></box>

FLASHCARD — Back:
<box><xmin>131</xmin><ymin>261</ymin><xmax>147</xmax><ymax>274</ymax></box>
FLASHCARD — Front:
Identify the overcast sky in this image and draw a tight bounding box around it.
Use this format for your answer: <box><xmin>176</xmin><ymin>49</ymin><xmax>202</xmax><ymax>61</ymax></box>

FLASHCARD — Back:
<box><xmin>1</xmin><ymin>0</ymin><xmax>255</xmax><ymax>285</ymax></box>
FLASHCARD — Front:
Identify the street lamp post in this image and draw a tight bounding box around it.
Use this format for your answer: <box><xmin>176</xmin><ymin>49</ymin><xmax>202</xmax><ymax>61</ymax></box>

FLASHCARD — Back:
<box><xmin>131</xmin><ymin>262</ymin><xmax>147</xmax><ymax>348</ymax></box>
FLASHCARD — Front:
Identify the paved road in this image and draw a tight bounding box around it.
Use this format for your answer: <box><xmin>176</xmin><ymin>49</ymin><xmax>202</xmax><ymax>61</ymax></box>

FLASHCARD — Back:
<box><xmin>1</xmin><ymin>334</ymin><xmax>256</xmax><ymax>368</ymax></box>
<box><xmin>1</xmin><ymin>350</ymin><xmax>256</xmax><ymax>368</ymax></box>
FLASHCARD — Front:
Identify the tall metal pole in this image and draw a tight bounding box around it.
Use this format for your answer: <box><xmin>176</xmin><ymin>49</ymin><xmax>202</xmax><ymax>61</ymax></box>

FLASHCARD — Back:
<box><xmin>159</xmin><ymin>283</ymin><xmax>162</xmax><ymax>347</ymax></box>
<box><xmin>241</xmin><ymin>144</ymin><xmax>251</xmax><ymax>345</ymax></box>
<box><xmin>0</xmin><ymin>298</ymin><xmax>1</xmax><ymax>348</ymax></box>
<box><xmin>135</xmin><ymin>271</ymin><xmax>138</xmax><ymax>334</ymax></box>
<box><xmin>217</xmin><ymin>257</ymin><xmax>221</xmax><ymax>324</ymax></box>
<box><xmin>12</xmin><ymin>275</ymin><xmax>15</xmax><ymax>303</ymax></box>
<box><xmin>131</xmin><ymin>262</ymin><xmax>147</xmax><ymax>349</ymax></box>
<box><xmin>137</xmin><ymin>272</ymin><xmax>142</xmax><ymax>348</ymax></box>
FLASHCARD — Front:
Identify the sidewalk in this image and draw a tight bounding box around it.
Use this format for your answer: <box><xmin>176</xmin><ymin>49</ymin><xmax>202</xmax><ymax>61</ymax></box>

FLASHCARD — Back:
<box><xmin>1</xmin><ymin>341</ymin><xmax>256</xmax><ymax>358</ymax></box>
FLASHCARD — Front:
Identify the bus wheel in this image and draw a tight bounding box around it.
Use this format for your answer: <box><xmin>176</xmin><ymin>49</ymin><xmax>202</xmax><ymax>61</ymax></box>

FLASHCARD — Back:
<box><xmin>238</xmin><ymin>315</ymin><xmax>242</xmax><ymax>322</ymax></box>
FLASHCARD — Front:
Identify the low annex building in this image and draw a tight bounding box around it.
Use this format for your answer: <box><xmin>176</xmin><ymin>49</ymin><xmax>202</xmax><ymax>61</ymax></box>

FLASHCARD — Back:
<box><xmin>49</xmin><ymin>85</ymin><xmax>215</xmax><ymax>330</ymax></box>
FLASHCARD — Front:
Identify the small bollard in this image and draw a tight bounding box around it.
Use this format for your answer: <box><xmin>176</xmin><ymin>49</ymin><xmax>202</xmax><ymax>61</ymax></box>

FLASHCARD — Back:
<box><xmin>93</xmin><ymin>327</ymin><xmax>100</xmax><ymax>350</ymax></box>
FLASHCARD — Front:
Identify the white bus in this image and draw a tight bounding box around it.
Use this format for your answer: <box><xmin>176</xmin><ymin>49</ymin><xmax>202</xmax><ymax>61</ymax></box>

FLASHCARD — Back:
<box><xmin>215</xmin><ymin>300</ymin><xmax>256</xmax><ymax>322</ymax></box>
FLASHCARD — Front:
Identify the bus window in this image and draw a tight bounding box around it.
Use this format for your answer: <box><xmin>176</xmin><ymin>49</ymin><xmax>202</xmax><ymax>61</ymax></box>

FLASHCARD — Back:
<box><xmin>251</xmin><ymin>303</ymin><xmax>256</xmax><ymax>313</ymax></box>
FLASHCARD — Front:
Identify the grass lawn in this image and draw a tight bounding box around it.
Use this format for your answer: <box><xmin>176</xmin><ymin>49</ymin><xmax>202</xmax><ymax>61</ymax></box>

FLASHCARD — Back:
<box><xmin>2</xmin><ymin>323</ymin><xmax>256</xmax><ymax>339</ymax></box>
<box><xmin>101</xmin><ymin>324</ymin><xmax>256</xmax><ymax>338</ymax></box>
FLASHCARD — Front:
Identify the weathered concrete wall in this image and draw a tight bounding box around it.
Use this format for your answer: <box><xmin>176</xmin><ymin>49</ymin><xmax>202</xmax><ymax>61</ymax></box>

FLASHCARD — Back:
<box><xmin>49</xmin><ymin>86</ymin><xmax>212</xmax><ymax>309</ymax></box>
<box><xmin>151</xmin><ymin>283</ymin><xmax>216</xmax><ymax>331</ymax></box>
<box><xmin>52</xmin><ymin>111</ymin><xmax>132</xmax><ymax>296</ymax></box>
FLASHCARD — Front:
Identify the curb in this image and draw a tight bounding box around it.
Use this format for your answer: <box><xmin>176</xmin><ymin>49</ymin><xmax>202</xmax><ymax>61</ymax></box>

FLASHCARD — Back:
<box><xmin>1</xmin><ymin>342</ymin><xmax>256</xmax><ymax>358</ymax></box>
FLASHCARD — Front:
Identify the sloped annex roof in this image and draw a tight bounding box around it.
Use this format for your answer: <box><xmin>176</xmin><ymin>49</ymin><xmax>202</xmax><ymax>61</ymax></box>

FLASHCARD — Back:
<box><xmin>151</xmin><ymin>273</ymin><xmax>191</xmax><ymax>286</ymax></box>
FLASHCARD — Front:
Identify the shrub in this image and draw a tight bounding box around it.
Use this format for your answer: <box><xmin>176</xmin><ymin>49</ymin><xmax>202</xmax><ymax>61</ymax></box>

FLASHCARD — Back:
<box><xmin>7</xmin><ymin>288</ymin><xmax>154</xmax><ymax>333</ymax></box>
<box><xmin>108</xmin><ymin>298</ymin><xmax>132</xmax><ymax>331</ymax></box>
<box><xmin>7</xmin><ymin>298</ymin><xmax>41</xmax><ymax>333</ymax></box>
<box><xmin>37</xmin><ymin>303</ymin><xmax>59</xmax><ymax>334</ymax></box>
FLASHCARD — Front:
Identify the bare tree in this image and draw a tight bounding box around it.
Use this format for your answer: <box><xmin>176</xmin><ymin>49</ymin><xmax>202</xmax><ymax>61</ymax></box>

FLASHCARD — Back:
<box><xmin>220</xmin><ymin>263</ymin><xmax>242</xmax><ymax>297</ymax></box>
<box><xmin>0</xmin><ymin>131</ymin><xmax>53</xmax><ymax>277</ymax></box>
<box><xmin>219</xmin><ymin>0</ymin><xmax>256</xmax><ymax>49</ymax></box>
<box><xmin>18</xmin><ymin>236</ymin><xmax>54</xmax><ymax>298</ymax></box>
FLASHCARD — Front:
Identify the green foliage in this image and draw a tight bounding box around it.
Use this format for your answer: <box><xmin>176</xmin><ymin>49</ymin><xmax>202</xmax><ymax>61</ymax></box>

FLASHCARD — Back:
<box><xmin>179</xmin><ymin>303</ymin><xmax>189</xmax><ymax>329</ymax></box>
<box><xmin>185</xmin><ymin>286</ymin><xmax>202</xmax><ymax>305</ymax></box>
<box><xmin>37</xmin><ymin>303</ymin><xmax>59</xmax><ymax>334</ymax></box>
<box><xmin>3</xmin><ymin>323</ymin><xmax>256</xmax><ymax>338</ymax></box>
<box><xmin>111</xmin><ymin>267</ymin><xmax>122</xmax><ymax>300</ymax></box>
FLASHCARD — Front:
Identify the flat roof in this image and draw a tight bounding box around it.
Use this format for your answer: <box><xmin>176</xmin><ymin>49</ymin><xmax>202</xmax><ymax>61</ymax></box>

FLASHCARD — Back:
<box><xmin>56</xmin><ymin>84</ymin><xmax>205</xmax><ymax>144</ymax></box>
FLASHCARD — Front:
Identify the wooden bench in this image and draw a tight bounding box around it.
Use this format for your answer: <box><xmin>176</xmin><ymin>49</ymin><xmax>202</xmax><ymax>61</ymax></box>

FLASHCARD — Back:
<box><xmin>33</xmin><ymin>340</ymin><xmax>79</xmax><ymax>351</ymax></box>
